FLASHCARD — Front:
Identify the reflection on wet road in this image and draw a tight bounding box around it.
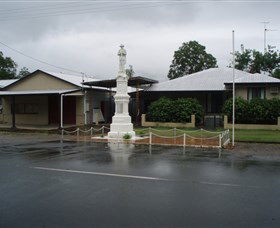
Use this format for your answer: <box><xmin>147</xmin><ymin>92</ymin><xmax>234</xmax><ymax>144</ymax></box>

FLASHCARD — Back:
<box><xmin>0</xmin><ymin>134</ymin><xmax>280</xmax><ymax>227</ymax></box>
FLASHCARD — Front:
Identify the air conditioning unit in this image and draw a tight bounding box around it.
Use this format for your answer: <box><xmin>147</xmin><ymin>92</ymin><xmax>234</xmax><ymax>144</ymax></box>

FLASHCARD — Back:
<box><xmin>270</xmin><ymin>87</ymin><xmax>279</xmax><ymax>94</ymax></box>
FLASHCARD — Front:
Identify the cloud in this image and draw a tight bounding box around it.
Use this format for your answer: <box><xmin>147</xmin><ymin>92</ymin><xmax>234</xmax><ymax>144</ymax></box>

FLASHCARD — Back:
<box><xmin>0</xmin><ymin>1</ymin><xmax>279</xmax><ymax>81</ymax></box>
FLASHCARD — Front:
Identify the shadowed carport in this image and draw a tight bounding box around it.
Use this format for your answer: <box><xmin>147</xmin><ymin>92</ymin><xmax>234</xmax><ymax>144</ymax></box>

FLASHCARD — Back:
<box><xmin>83</xmin><ymin>76</ymin><xmax>158</xmax><ymax>124</ymax></box>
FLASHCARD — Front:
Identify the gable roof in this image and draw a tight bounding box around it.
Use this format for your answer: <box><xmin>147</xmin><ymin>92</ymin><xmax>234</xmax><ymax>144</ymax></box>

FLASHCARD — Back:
<box><xmin>3</xmin><ymin>70</ymin><xmax>103</xmax><ymax>91</ymax></box>
<box><xmin>44</xmin><ymin>71</ymin><xmax>98</xmax><ymax>88</ymax></box>
<box><xmin>147</xmin><ymin>68</ymin><xmax>280</xmax><ymax>92</ymax></box>
<box><xmin>0</xmin><ymin>79</ymin><xmax>18</xmax><ymax>88</ymax></box>
<box><xmin>225</xmin><ymin>73</ymin><xmax>280</xmax><ymax>84</ymax></box>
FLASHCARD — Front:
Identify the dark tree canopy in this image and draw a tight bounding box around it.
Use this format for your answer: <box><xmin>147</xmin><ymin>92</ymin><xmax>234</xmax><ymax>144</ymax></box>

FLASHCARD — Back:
<box><xmin>0</xmin><ymin>51</ymin><xmax>17</xmax><ymax>79</ymax></box>
<box><xmin>18</xmin><ymin>67</ymin><xmax>30</xmax><ymax>78</ymax></box>
<box><xmin>234</xmin><ymin>47</ymin><xmax>280</xmax><ymax>79</ymax></box>
<box><xmin>167</xmin><ymin>41</ymin><xmax>218</xmax><ymax>80</ymax></box>
<box><xmin>0</xmin><ymin>51</ymin><xmax>30</xmax><ymax>79</ymax></box>
<box><xmin>125</xmin><ymin>65</ymin><xmax>134</xmax><ymax>78</ymax></box>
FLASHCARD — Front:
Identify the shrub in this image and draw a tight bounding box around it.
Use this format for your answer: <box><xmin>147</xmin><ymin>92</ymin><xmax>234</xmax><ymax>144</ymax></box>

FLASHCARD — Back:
<box><xmin>123</xmin><ymin>133</ymin><xmax>132</xmax><ymax>140</ymax></box>
<box><xmin>222</xmin><ymin>97</ymin><xmax>249</xmax><ymax>123</ymax></box>
<box><xmin>146</xmin><ymin>97</ymin><xmax>174</xmax><ymax>122</ymax></box>
<box><xmin>266</xmin><ymin>98</ymin><xmax>280</xmax><ymax>124</ymax></box>
<box><xmin>222</xmin><ymin>97</ymin><xmax>280</xmax><ymax>124</ymax></box>
<box><xmin>173</xmin><ymin>98</ymin><xmax>204</xmax><ymax>123</ymax></box>
<box><xmin>146</xmin><ymin>97</ymin><xmax>203</xmax><ymax>123</ymax></box>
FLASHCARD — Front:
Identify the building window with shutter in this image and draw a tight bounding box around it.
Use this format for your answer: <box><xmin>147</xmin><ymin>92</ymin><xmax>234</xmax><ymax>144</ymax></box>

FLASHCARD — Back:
<box><xmin>247</xmin><ymin>87</ymin><xmax>265</xmax><ymax>100</ymax></box>
<box><xmin>13</xmin><ymin>103</ymin><xmax>39</xmax><ymax>114</ymax></box>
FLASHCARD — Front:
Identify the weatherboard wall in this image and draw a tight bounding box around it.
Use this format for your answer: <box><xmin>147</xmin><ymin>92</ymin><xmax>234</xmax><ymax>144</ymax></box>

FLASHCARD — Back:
<box><xmin>1</xmin><ymin>95</ymin><xmax>49</xmax><ymax>125</ymax></box>
<box><xmin>5</xmin><ymin>72</ymin><xmax>78</xmax><ymax>91</ymax></box>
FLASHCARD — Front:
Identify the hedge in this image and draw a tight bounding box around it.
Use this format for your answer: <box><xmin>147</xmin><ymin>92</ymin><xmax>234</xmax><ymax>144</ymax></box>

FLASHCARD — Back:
<box><xmin>222</xmin><ymin>97</ymin><xmax>280</xmax><ymax>124</ymax></box>
<box><xmin>146</xmin><ymin>97</ymin><xmax>203</xmax><ymax>123</ymax></box>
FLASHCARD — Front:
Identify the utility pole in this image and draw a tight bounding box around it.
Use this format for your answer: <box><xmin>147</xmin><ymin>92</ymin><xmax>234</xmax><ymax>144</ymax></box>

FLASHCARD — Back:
<box><xmin>232</xmin><ymin>30</ymin><xmax>235</xmax><ymax>147</ymax></box>
<box><xmin>261</xmin><ymin>21</ymin><xmax>277</xmax><ymax>53</ymax></box>
<box><xmin>261</xmin><ymin>21</ymin><xmax>269</xmax><ymax>53</ymax></box>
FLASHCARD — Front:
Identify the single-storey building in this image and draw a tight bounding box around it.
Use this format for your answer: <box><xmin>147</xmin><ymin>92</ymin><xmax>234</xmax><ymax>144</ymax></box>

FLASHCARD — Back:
<box><xmin>0</xmin><ymin>70</ymin><xmax>112</xmax><ymax>129</ymax></box>
<box><xmin>0</xmin><ymin>79</ymin><xmax>18</xmax><ymax>89</ymax></box>
<box><xmin>136</xmin><ymin>67</ymin><xmax>280</xmax><ymax>115</ymax></box>
<box><xmin>0</xmin><ymin>79</ymin><xmax>17</xmax><ymax>114</ymax></box>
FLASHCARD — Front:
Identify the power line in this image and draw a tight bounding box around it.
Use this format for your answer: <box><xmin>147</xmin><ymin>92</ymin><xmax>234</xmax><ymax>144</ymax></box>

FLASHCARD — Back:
<box><xmin>0</xmin><ymin>40</ymin><xmax>84</xmax><ymax>75</ymax></box>
<box><xmin>0</xmin><ymin>2</ymin><xmax>141</xmax><ymax>19</ymax></box>
<box><xmin>0</xmin><ymin>2</ymin><xmax>181</xmax><ymax>21</ymax></box>
<box><xmin>0</xmin><ymin>2</ymin><xmax>79</xmax><ymax>13</ymax></box>
<box><xmin>0</xmin><ymin>2</ymin><xmax>120</xmax><ymax>15</ymax></box>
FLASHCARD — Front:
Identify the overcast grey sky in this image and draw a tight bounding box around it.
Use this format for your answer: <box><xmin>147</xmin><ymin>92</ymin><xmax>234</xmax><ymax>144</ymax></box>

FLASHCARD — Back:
<box><xmin>0</xmin><ymin>0</ymin><xmax>279</xmax><ymax>81</ymax></box>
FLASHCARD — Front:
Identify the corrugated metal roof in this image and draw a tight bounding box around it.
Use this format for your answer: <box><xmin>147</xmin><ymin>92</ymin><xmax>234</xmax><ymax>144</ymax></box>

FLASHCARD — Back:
<box><xmin>44</xmin><ymin>71</ymin><xmax>101</xmax><ymax>89</ymax></box>
<box><xmin>3</xmin><ymin>70</ymin><xmax>106</xmax><ymax>91</ymax></box>
<box><xmin>0</xmin><ymin>89</ymin><xmax>79</xmax><ymax>96</ymax></box>
<box><xmin>147</xmin><ymin>68</ymin><xmax>280</xmax><ymax>92</ymax></box>
<box><xmin>225</xmin><ymin>73</ymin><xmax>280</xmax><ymax>84</ymax></box>
<box><xmin>0</xmin><ymin>79</ymin><xmax>18</xmax><ymax>88</ymax></box>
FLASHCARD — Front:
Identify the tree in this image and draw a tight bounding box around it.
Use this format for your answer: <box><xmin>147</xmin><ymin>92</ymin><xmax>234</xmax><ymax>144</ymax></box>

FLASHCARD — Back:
<box><xmin>126</xmin><ymin>65</ymin><xmax>134</xmax><ymax>78</ymax></box>
<box><xmin>167</xmin><ymin>41</ymin><xmax>218</xmax><ymax>80</ymax></box>
<box><xmin>18</xmin><ymin>67</ymin><xmax>30</xmax><ymax>78</ymax></box>
<box><xmin>235</xmin><ymin>49</ymin><xmax>251</xmax><ymax>72</ymax></box>
<box><xmin>0</xmin><ymin>51</ymin><xmax>17</xmax><ymax>79</ymax></box>
<box><xmin>234</xmin><ymin>47</ymin><xmax>280</xmax><ymax>78</ymax></box>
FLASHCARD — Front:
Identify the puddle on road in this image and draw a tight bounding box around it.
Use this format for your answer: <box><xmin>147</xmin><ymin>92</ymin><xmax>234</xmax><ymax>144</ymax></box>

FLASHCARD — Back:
<box><xmin>1</xmin><ymin>137</ymin><xmax>280</xmax><ymax>171</ymax></box>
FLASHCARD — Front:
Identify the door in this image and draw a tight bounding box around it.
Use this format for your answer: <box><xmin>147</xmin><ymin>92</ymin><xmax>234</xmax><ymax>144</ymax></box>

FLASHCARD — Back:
<box><xmin>48</xmin><ymin>95</ymin><xmax>60</xmax><ymax>125</ymax></box>
<box><xmin>63</xmin><ymin>96</ymin><xmax>76</xmax><ymax>125</ymax></box>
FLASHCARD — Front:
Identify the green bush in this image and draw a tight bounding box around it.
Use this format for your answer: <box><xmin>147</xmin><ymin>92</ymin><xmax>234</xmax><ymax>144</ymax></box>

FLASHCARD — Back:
<box><xmin>146</xmin><ymin>97</ymin><xmax>204</xmax><ymax>123</ymax></box>
<box><xmin>222</xmin><ymin>97</ymin><xmax>249</xmax><ymax>123</ymax></box>
<box><xmin>222</xmin><ymin>97</ymin><xmax>280</xmax><ymax>124</ymax></box>
<box><xmin>173</xmin><ymin>98</ymin><xmax>204</xmax><ymax>123</ymax></box>
<box><xmin>123</xmin><ymin>133</ymin><xmax>132</xmax><ymax>140</ymax></box>
<box><xmin>146</xmin><ymin>97</ymin><xmax>174</xmax><ymax>122</ymax></box>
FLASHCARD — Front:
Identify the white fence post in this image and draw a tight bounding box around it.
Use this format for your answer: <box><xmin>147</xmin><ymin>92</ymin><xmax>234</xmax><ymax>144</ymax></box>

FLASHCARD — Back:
<box><xmin>200</xmin><ymin>128</ymin><xmax>203</xmax><ymax>147</ymax></box>
<box><xmin>219</xmin><ymin>134</ymin><xmax>222</xmax><ymax>148</ymax></box>
<box><xmin>77</xmin><ymin>128</ymin><xmax>80</xmax><ymax>137</ymax></box>
<box><xmin>183</xmin><ymin>133</ymin><xmax>186</xmax><ymax>147</ymax></box>
<box><xmin>90</xmin><ymin>127</ymin><xmax>93</xmax><ymax>137</ymax></box>
<box><xmin>149</xmin><ymin>132</ymin><xmax>152</xmax><ymax>145</ymax></box>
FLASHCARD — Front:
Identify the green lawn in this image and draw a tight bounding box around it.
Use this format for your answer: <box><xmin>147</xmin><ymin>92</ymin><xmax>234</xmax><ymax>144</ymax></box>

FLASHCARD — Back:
<box><xmin>233</xmin><ymin>129</ymin><xmax>280</xmax><ymax>143</ymax></box>
<box><xmin>135</xmin><ymin>127</ymin><xmax>280</xmax><ymax>143</ymax></box>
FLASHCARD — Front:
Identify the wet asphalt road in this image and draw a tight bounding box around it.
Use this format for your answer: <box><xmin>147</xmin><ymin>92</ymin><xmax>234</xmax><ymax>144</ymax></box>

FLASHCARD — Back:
<box><xmin>0</xmin><ymin>134</ymin><xmax>280</xmax><ymax>228</ymax></box>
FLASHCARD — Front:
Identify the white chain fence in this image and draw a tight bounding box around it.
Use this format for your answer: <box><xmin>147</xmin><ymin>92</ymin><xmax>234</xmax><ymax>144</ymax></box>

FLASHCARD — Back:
<box><xmin>61</xmin><ymin>126</ymin><xmax>230</xmax><ymax>148</ymax></box>
<box><xmin>61</xmin><ymin>126</ymin><xmax>109</xmax><ymax>138</ymax></box>
<box><xmin>139</xmin><ymin>127</ymin><xmax>230</xmax><ymax>148</ymax></box>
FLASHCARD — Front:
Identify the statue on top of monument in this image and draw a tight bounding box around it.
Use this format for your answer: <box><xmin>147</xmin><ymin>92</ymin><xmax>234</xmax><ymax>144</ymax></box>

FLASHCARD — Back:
<box><xmin>118</xmin><ymin>44</ymin><xmax>127</xmax><ymax>73</ymax></box>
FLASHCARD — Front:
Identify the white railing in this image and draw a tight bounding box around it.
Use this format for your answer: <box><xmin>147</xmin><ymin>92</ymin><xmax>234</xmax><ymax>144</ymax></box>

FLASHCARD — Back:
<box><xmin>61</xmin><ymin>126</ymin><xmax>110</xmax><ymax>139</ymax></box>
<box><xmin>61</xmin><ymin>126</ymin><xmax>230</xmax><ymax>148</ymax></box>
<box><xmin>139</xmin><ymin>127</ymin><xmax>230</xmax><ymax>148</ymax></box>
<box><xmin>220</xmin><ymin>129</ymin><xmax>230</xmax><ymax>147</ymax></box>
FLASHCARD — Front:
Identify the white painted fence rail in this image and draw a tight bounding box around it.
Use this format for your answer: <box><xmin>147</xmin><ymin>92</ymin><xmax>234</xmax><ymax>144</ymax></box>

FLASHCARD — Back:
<box><xmin>61</xmin><ymin>126</ymin><xmax>230</xmax><ymax>148</ymax></box>
<box><xmin>61</xmin><ymin>126</ymin><xmax>110</xmax><ymax>139</ymax></box>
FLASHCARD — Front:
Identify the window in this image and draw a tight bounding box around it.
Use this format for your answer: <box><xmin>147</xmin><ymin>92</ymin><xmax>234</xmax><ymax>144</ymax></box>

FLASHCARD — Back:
<box><xmin>14</xmin><ymin>104</ymin><xmax>39</xmax><ymax>114</ymax></box>
<box><xmin>247</xmin><ymin>87</ymin><xmax>265</xmax><ymax>100</ymax></box>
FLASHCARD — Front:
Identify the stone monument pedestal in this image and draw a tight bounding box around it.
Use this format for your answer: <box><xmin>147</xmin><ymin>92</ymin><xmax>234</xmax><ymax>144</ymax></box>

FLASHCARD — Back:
<box><xmin>108</xmin><ymin>45</ymin><xmax>135</xmax><ymax>139</ymax></box>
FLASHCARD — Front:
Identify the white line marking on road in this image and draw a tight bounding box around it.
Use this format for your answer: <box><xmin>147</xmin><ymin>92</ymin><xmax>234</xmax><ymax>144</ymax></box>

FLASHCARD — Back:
<box><xmin>30</xmin><ymin>166</ymin><xmax>261</xmax><ymax>188</ymax></box>
<box><xmin>197</xmin><ymin>181</ymin><xmax>260</xmax><ymax>188</ymax></box>
<box><xmin>31</xmin><ymin>166</ymin><xmax>169</xmax><ymax>181</ymax></box>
